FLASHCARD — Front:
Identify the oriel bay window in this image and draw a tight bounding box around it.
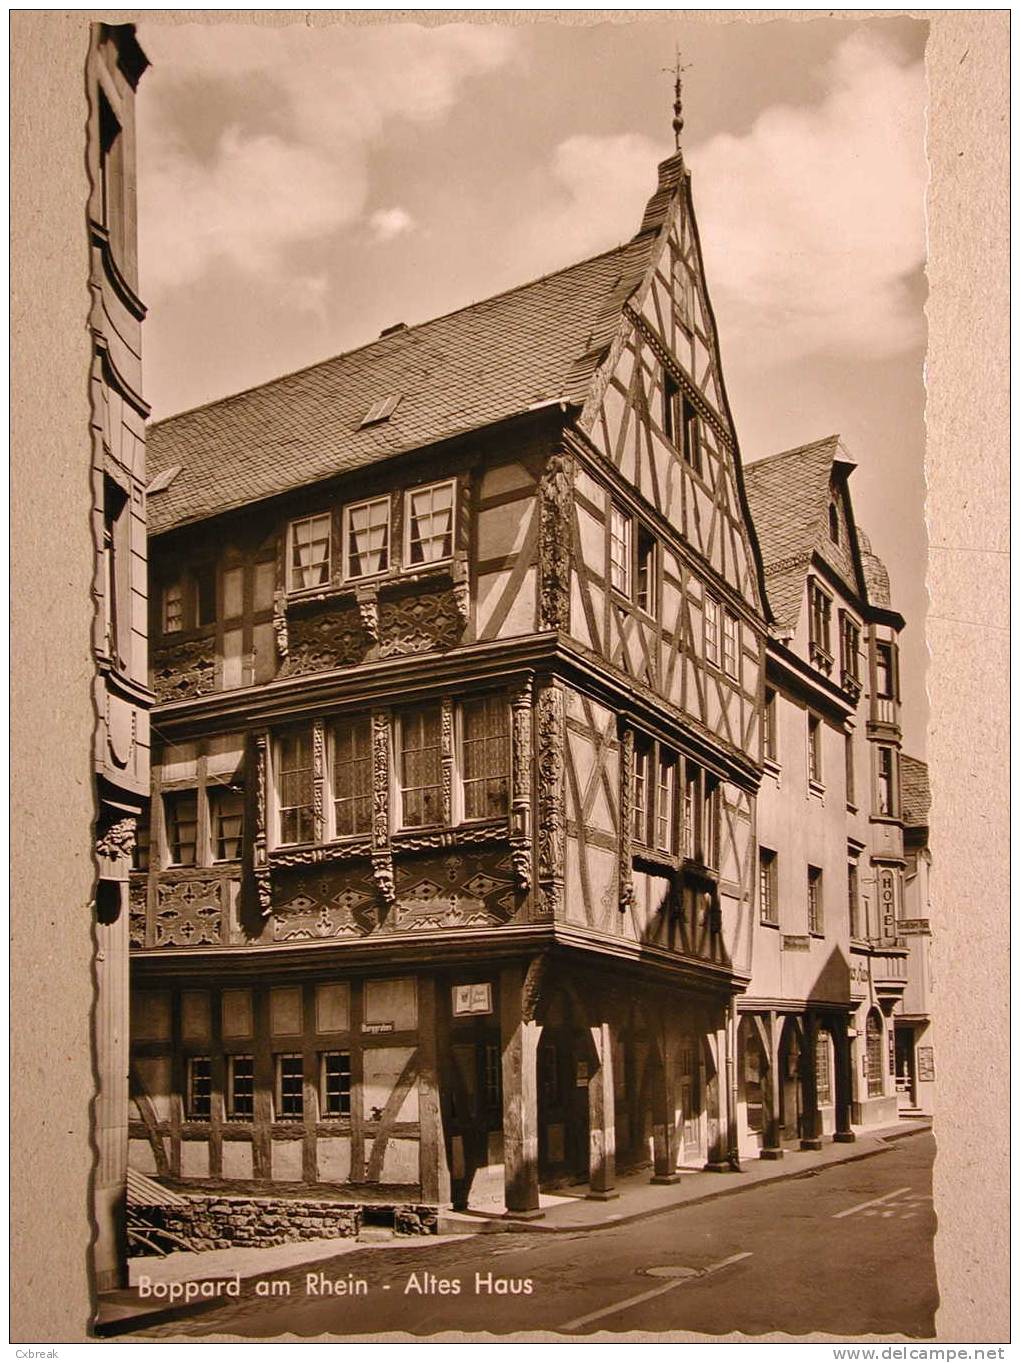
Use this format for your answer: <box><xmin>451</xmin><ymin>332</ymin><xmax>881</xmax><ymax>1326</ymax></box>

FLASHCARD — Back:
<box><xmin>288</xmin><ymin>513</ymin><xmax>331</xmax><ymax>591</ymax></box>
<box><xmin>460</xmin><ymin>695</ymin><xmax>510</xmax><ymax>820</ymax></box>
<box><xmin>406</xmin><ymin>480</ymin><xmax>454</xmax><ymax>567</ymax></box>
<box><xmin>331</xmin><ymin>715</ymin><xmax>372</xmax><ymax>837</ymax></box>
<box><xmin>276</xmin><ymin>728</ymin><xmax>315</xmax><ymax>845</ymax></box>
<box><xmin>399</xmin><ymin>706</ymin><xmax>443</xmax><ymax>828</ymax></box>
<box><xmin>876</xmin><ymin>745</ymin><xmax>898</xmax><ymax>817</ymax></box>
<box><xmin>344</xmin><ymin>496</ymin><xmax>390</xmax><ymax>580</ymax></box>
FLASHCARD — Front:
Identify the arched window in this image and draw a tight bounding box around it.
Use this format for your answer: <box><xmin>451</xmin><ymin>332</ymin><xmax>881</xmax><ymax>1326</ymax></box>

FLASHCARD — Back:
<box><xmin>866</xmin><ymin>1011</ymin><xmax>884</xmax><ymax>1097</ymax></box>
<box><xmin>829</xmin><ymin>502</ymin><xmax>840</xmax><ymax>543</ymax></box>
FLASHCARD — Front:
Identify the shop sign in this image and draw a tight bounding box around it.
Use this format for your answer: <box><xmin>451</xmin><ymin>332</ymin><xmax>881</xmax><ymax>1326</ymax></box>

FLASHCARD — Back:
<box><xmin>878</xmin><ymin>867</ymin><xmax>898</xmax><ymax>937</ymax></box>
<box><xmin>362</xmin><ymin>1021</ymin><xmax>394</xmax><ymax>1035</ymax></box>
<box><xmin>452</xmin><ymin>982</ymin><xmax>493</xmax><ymax>1016</ymax></box>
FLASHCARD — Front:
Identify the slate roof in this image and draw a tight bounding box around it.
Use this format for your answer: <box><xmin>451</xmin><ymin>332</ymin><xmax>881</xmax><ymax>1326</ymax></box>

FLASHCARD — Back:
<box><xmin>742</xmin><ymin>436</ymin><xmax>842</xmax><ymax>631</ymax></box>
<box><xmin>900</xmin><ymin>754</ymin><xmax>931</xmax><ymax>828</ymax></box>
<box><xmin>146</xmin><ymin>244</ymin><xmax>638</xmax><ymax>536</ymax></box>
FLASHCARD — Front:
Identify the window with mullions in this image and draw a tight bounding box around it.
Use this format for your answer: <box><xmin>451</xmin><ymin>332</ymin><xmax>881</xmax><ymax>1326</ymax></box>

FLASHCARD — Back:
<box><xmin>808</xmin><ymin>865</ymin><xmax>824</xmax><ymax>934</ymax></box>
<box><xmin>461</xmin><ymin>695</ymin><xmax>510</xmax><ymax>820</ymax></box>
<box><xmin>406</xmin><ymin>480</ymin><xmax>455</xmax><ymax>567</ymax></box>
<box><xmin>162</xmin><ymin>582</ymin><xmax>184</xmax><ymax>634</ymax></box>
<box><xmin>288</xmin><ymin>513</ymin><xmax>331</xmax><ymax>591</ymax></box>
<box><xmin>848</xmin><ymin>861</ymin><xmax>862</xmax><ymax>938</ymax></box>
<box><xmin>875</xmin><ymin>642</ymin><xmax>898</xmax><ymax>700</ymax></box>
<box><xmin>722</xmin><ymin>610</ymin><xmax>740</xmax><ymax>679</ymax></box>
<box><xmin>186</xmin><ymin>1056</ymin><xmax>212</xmax><ymax>1121</ymax></box>
<box><xmin>164</xmin><ymin>791</ymin><xmax>198</xmax><ymax>866</ymax></box>
<box><xmin>609</xmin><ymin>505</ymin><xmax>631</xmax><ymax>596</ymax></box>
<box><xmin>808</xmin><ymin>581</ymin><xmax>833</xmax><ymax>671</ymax></box>
<box><xmin>210</xmin><ymin>787</ymin><xmax>244</xmax><ymax>862</ymax></box>
<box><xmin>636</xmin><ymin>526</ymin><xmax>657</xmax><ymax>615</ymax></box>
<box><xmin>321</xmin><ymin>1052</ymin><xmax>352</xmax><ymax>1118</ymax></box>
<box><xmin>682</xmin><ymin>761</ymin><xmax>720</xmax><ymax>868</ymax></box>
<box><xmin>345</xmin><ymin>496</ymin><xmax>390</xmax><ymax>580</ymax></box>
<box><xmin>759</xmin><ymin>847</ymin><xmax>778</xmax><ymax>925</ymax></box>
<box><xmin>227</xmin><ymin>1055</ymin><xmax>254</xmax><ymax>1120</ymax></box>
<box><xmin>808</xmin><ymin>714</ymin><xmax>823</xmax><ymax>786</ymax></box>
<box><xmin>876</xmin><ymin>745</ymin><xmax>897</xmax><ymax>817</ymax></box>
<box><xmin>632</xmin><ymin>741</ymin><xmax>650</xmax><ymax>843</ymax></box>
<box><xmin>399</xmin><ymin>706</ymin><xmax>443</xmax><ymax>828</ymax></box>
<box><xmin>763</xmin><ymin>688</ymin><xmax>778</xmax><ymax>764</ymax></box>
<box><xmin>277</xmin><ymin>729</ymin><xmax>315</xmax><ymax>845</ymax></box>
<box><xmin>662</xmin><ymin>371</ymin><xmax>680</xmax><ymax>443</ymax></box>
<box><xmin>704</xmin><ymin>595</ymin><xmax>721</xmax><ymax>668</ymax></box>
<box><xmin>682</xmin><ymin>398</ymin><xmax>702</xmax><ymax>476</ymax></box>
<box><xmin>275</xmin><ymin>1054</ymin><xmax>304</xmax><ymax>1119</ymax></box>
<box><xmin>841</xmin><ymin>613</ymin><xmax>861</xmax><ymax>685</ymax></box>
<box><xmin>654</xmin><ymin>750</ymin><xmax>677</xmax><ymax>854</ymax></box>
<box><xmin>331</xmin><ymin>716</ymin><xmax>372</xmax><ymax>837</ymax></box>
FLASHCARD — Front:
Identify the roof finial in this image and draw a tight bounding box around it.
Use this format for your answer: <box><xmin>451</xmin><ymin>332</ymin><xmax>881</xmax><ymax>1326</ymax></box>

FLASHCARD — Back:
<box><xmin>663</xmin><ymin>46</ymin><xmax>693</xmax><ymax>151</ymax></box>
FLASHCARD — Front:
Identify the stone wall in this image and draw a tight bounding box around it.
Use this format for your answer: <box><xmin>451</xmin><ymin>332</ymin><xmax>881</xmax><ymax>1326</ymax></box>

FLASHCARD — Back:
<box><xmin>128</xmin><ymin>1196</ymin><xmax>437</xmax><ymax>1255</ymax></box>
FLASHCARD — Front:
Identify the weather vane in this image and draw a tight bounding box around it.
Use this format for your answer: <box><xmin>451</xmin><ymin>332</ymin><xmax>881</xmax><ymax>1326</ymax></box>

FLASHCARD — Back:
<box><xmin>662</xmin><ymin>46</ymin><xmax>693</xmax><ymax>150</ymax></box>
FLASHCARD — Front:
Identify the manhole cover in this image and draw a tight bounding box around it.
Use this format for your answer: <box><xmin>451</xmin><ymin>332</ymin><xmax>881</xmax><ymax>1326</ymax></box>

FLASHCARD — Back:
<box><xmin>642</xmin><ymin>1266</ymin><xmax>700</xmax><ymax>1280</ymax></box>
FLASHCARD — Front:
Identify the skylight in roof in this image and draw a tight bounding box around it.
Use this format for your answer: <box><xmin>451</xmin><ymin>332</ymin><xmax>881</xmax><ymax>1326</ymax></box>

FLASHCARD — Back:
<box><xmin>146</xmin><ymin>464</ymin><xmax>182</xmax><ymax>494</ymax></box>
<box><xmin>359</xmin><ymin>395</ymin><xmax>402</xmax><ymax>428</ymax></box>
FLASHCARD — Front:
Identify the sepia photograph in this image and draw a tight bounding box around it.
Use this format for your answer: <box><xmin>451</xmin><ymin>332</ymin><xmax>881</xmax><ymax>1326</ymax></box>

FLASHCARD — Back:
<box><xmin>8</xmin><ymin>8</ymin><xmax>1010</xmax><ymax>1349</ymax></box>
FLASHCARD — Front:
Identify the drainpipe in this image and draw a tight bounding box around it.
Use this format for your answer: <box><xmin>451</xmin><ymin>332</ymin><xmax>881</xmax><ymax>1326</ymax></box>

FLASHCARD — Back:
<box><xmin>726</xmin><ymin>997</ymin><xmax>742</xmax><ymax>1171</ymax></box>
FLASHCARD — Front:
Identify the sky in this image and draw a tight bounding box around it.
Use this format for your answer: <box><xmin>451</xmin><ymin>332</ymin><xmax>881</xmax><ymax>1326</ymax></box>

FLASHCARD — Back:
<box><xmin>135</xmin><ymin>14</ymin><xmax>929</xmax><ymax>755</ymax></box>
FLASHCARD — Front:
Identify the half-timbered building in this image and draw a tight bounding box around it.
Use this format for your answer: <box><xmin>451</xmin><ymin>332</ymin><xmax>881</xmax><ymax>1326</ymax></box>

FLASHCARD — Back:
<box><xmin>128</xmin><ymin>140</ymin><xmax>771</xmax><ymax>1216</ymax></box>
<box><xmin>739</xmin><ymin>437</ymin><xmax>919</xmax><ymax>1158</ymax></box>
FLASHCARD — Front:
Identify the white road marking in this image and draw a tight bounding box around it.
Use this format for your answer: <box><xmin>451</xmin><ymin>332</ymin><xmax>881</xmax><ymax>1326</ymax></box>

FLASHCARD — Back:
<box><xmin>832</xmin><ymin>1185</ymin><xmax>912</xmax><ymax>1219</ymax></box>
<box><xmin>559</xmin><ymin>1252</ymin><xmax>753</xmax><ymax>1332</ymax></box>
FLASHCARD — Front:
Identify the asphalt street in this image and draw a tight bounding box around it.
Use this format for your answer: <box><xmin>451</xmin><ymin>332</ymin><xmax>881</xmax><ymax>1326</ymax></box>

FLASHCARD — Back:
<box><xmin>138</xmin><ymin>1131</ymin><xmax>937</xmax><ymax>1341</ymax></box>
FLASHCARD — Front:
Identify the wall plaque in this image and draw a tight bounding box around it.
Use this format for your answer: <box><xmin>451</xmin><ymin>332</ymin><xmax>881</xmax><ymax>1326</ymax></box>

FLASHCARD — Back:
<box><xmin>917</xmin><ymin>1045</ymin><xmax>935</xmax><ymax>1082</ymax></box>
<box><xmin>452</xmin><ymin>982</ymin><xmax>493</xmax><ymax>1016</ymax></box>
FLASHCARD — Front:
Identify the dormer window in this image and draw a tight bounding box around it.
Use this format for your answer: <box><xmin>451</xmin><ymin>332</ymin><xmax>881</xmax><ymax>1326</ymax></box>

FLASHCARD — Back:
<box><xmin>288</xmin><ymin>514</ymin><xmax>331</xmax><ymax>592</ymax></box>
<box><xmin>406</xmin><ymin>480</ymin><xmax>455</xmax><ymax>567</ymax></box>
<box><xmin>829</xmin><ymin>503</ymin><xmax>840</xmax><ymax>543</ymax></box>
<box><xmin>344</xmin><ymin>497</ymin><xmax>390</xmax><ymax>581</ymax></box>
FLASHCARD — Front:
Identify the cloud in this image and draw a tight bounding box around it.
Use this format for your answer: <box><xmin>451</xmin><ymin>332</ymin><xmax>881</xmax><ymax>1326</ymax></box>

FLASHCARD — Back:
<box><xmin>511</xmin><ymin>30</ymin><xmax>925</xmax><ymax>369</ymax></box>
<box><xmin>369</xmin><ymin>206</ymin><xmax>415</xmax><ymax>242</ymax></box>
<box><xmin>136</xmin><ymin>22</ymin><xmax>515</xmax><ymax>294</ymax></box>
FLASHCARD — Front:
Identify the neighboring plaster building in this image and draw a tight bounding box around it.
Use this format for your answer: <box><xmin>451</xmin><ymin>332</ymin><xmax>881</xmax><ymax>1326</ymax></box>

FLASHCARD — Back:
<box><xmin>896</xmin><ymin>754</ymin><xmax>934</xmax><ymax>1116</ymax></box>
<box><xmin>739</xmin><ymin>437</ymin><xmax>923</xmax><ymax>1159</ymax></box>
<box><xmin>87</xmin><ymin>22</ymin><xmax>150</xmax><ymax>1291</ymax></box>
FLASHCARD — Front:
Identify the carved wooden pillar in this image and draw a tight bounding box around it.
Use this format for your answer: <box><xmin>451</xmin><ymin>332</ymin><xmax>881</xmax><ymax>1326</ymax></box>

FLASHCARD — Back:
<box><xmin>537</xmin><ymin>449</ymin><xmax>573</xmax><ymax>632</ymax></box>
<box><xmin>800</xmin><ymin>1012</ymin><xmax>824</xmax><ymax>1150</ymax></box>
<box><xmin>587</xmin><ymin>1020</ymin><xmax>617</xmax><ymax>1199</ymax></box>
<box><xmin>618</xmin><ymin>726</ymin><xmax>636</xmax><ymax>914</ymax></box>
<box><xmin>440</xmin><ymin>697</ymin><xmax>455</xmax><ymax>826</ymax></box>
<box><xmin>500</xmin><ymin>963</ymin><xmax>543</xmax><ymax>1218</ymax></box>
<box><xmin>534</xmin><ymin>681</ymin><xmax>565</xmax><ymax>919</ymax></box>
<box><xmin>371</xmin><ymin>710</ymin><xmax>395</xmax><ymax>906</ymax></box>
<box><xmin>509</xmin><ymin>675</ymin><xmax>533</xmax><ymax>890</ymax></box>
<box><xmin>253</xmin><ymin>731</ymin><xmax>272</xmax><ymax>916</ymax></box>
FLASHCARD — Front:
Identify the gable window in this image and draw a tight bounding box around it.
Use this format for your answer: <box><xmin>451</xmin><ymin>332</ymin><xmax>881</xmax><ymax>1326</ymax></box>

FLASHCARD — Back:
<box><xmin>808</xmin><ymin>580</ymin><xmax>833</xmax><ymax>672</ymax></box>
<box><xmin>461</xmin><ymin>695</ymin><xmax>510</xmax><ymax>820</ymax></box>
<box><xmin>288</xmin><ymin>513</ymin><xmax>332</xmax><ymax>591</ymax></box>
<box><xmin>876</xmin><ymin>745</ymin><xmax>897</xmax><ymax>817</ymax></box>
<box><xmin>186</xmin><ymin>1056</ymin><xmax>212</xmax><ymax>1121</ymax></box>
<box><xmin>848</xmin><ymin>860</ymin><xmax>862</xmax><ymax>938</ymax></box>
<box><xmin>609</xmin><ymin>505</ymin><xmax>631</xmax><ymax>596</ymax></box>
<box><xmin>277</xmin><ymin>728</ymin><xmax>315</xmax><ymax>846</ymax></box>
<box><xmin>399</xmin><ymin>705</ymin><xmax>442</xmax><ymax>828</ymax></box>
<box><xmin>406</xmin><ymin>480</ymin><xmax>455</xmax><ymax>567</ymax></box>
<box><xmin>632</xmin><ymin>739</ymin><xmax>651</xmax><ymax>843</ymax></box>
<box><xmin>682</xmin><ymin>397</ymin><xmax>702</xmax><ymax>476</ymax></box>
<box><xmin>704</xmin><ymin>595</ymin><xmax>721</xmax><ymax>667</ymax></box>
<box><xmin>828</xmin><ymin>503</ymin><xmax>840</xmax><ymax>544</ymax></box>
<box><xmin>344</xmin><ymin>496</ymin><xmax>390</xmax><ymax>580</ymax></box>
<box><xmin>807</xmin><ymin>714</ymin><xmax>823</xmax><ymax>787</ymax></box>
<box><xmin>722</xmin><ymin>610</ymin><xmax>740</xmax><ymax>679</ymax></box>
<box><xmin>763</xmin><ymin>688</ymin><xmax>778</xmax><ymax>764</ymax></box>
<box><xmin>275</xmin><ymin>1054</ymin><xmax>304</xmax><ymax>1119</ymax></box>
<box><xmin>662</xmin><ymin>371</ymin><xmax>680</xmax><ymax>444</ymax></box>
<box><xmin>759</xmin><ymin>848</ymin><xmax>778</xmax><ymax>925</ymax></box>
<box><xmin>227</xmin><ymin>1055</ymin><xmax>254</xmax><ymax>1121</ymax></box>
<box><xmin>321</xmin><ymin>1052</ymin><xmax>352</xmax><ymax>1118</ymax></box>
<box><xmin>210</xmin><ymin>787</ymin><xmax>244</xmax><ymax>862</ymax></box>
<box><xmin>331</xmin><ymin>716</ymin><xmax>372</xmax><ymax>837</ymax></box>
<box><xmin>164</xmin><ymin>791</ymin><xmax>198</xmax><ymax>866</ymax></box>
<box><xmin>875</xmin><ymin>642</ymin><xmax>898</xmax><ymax>700</ymax></box>
<box><xmin>807</xmin><ymin>865</ymin><xmax>824</xmax><ymax>934</ymax></box>
<box><xmin>636</xmin><ymin>525</ymin><xmax>657</xmax><ymax>615</ymax></box>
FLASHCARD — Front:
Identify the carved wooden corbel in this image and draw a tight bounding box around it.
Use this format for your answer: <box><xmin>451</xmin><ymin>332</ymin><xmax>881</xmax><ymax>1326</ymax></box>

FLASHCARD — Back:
<box><xmin>535</xmin><ymin>680</ymin><xmax>565</xmax><ymax>918</ymax></box>
<box><xmin>371</xmin><ymin>710</ymin><xmax>396</xmax><ymax>905</ymax></box>
<box><xmin>272</xmin><ymin>589</ymin><xmax>289</xmax><ymax>659</ymax></box>
<box><xmin>451</xmin><ymin>555</ymin><xmax>470</xmax><ymax>629</ymax></box>
<box><xmin>509</xmin><ymin>674</ymin><xmax>534</xmax><ymax>890</ymax></box>
<box><xmin>618</xmin><ymin>726</ymin><xmax>636</xmax><ymax>914</ymax></box>
<box><xmin>355</xmin><ymin>584</ymin><xmax>380</xmax><ymax>642</ymax></box>
<box><xmin>96</xmin><ymin>815</ymin><xmax>136</xmax><ymax>863</ymax></box>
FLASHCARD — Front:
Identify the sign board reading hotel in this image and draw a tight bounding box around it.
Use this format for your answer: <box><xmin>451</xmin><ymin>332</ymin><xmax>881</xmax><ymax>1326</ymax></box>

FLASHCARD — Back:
<box><xmin>878</xmin><ymin>867</ymin><xmax>898</xmax><ymax>937</ymax></box>
<box><xmin>452</xmin><ymin>983</ymin><xmax>492</xmax><ymax>1016</ymax></box>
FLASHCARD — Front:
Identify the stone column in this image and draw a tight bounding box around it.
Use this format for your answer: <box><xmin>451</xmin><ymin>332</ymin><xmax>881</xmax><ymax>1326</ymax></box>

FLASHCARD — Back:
<box><xmin>418</xmin><ymin>977</ymin><xmax>451</xmax><ymax>1205</ymax></box>
<box><xmin>93</xmin><ymin>878</ymin><xmax>129</xmax><ymax>1291</ymax></box>
<box><xmin>651</xmin><ymin>1038</ymin><xmax>682</xmax><ymax>1184</ymax></box>
<box><xmin>760</xmin><ymin>1011</ymin><xmax>784</xmax><ymax>1159</ymax></box>
<box><xmin>704</xmin><ymin>1024</ymin><xmax>732</xmax><ymax>1170</ymax></box>
<box><xmin>800</xmin><ymin>1012</ymin><xmax>824</xmax><ymax>1151</ymax></box>
<box><xmin>833</xmin><ymin>1016</ymin><xmax>857</xmax><ymax>1143</ymax></box>
<box><xmin>587</xmin><ymin>1021</ymin><xmax>617</xmax><ymax>1199</ymax></box>
<box><xmin>499</xmin><ymin>964</ymin><xmax>543</xmax><ymax>1218</ymax></box>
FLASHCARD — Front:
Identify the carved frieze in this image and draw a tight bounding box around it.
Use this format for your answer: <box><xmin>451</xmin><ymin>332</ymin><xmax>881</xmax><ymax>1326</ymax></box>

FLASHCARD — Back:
<box><xmin>538</xmin><ymin>450</ymin><xmax>573</xmax><ymax>632</ymax></box>
<box><xmin>535</xmin><ymin>681</ymin><xmax>565</xmax><ymax>917</ymax></box>
<box><xmin>618</xmin><ymin>727</ymin><xmax>636</xmax><ymax>914</ymax></box>
<box><xmin>153</xmin><ymin>878</ymin><xmax>222</xmax><ymax>947</ymax></box>
<box><xmin>269</xmin><ymin>838</ymin><xmax>371</xmax><ymax>868</ymax></box>
<box><xmin>279</xmin><ymin>607</ymin><xmax>366</xmax><ymax>678</ymax></box>
<box><xmin>377</xmin><ymin>589</ymin><xmax>463</xmax><ymax>658</ymax></box>
<box><xmin>440</xmin><ymin>699</ymin><xmax>455</xmax><ymax>825</ymax></box>
<box><xmin>371</xmin><ymin>711</ymin><xmax>395</xmax><ymax>906</ymax></box>
<box><xmin>151</xmin><ymin>638</ymin><xmax>216</xmax><ymax>703</ymax></box>
<box><xmin>509</xmin><ymin>675</ymin><xmax>534</xmax><ymax>891</ymax></box>
<box><xmin>96</xmin><ymin>815</ymin><xmax>136</xmax><ymax>863</ymax></box>
<box><xmin>128</xmin><ymin>877</ymin><xmax>147</xmax><ymax>949</ymax></box>
<box><xmin>391</xmin><ymin>859</ymin><xmax>516</xmax><ymax>933</ymax></box>
<box><xmin>272</xmin><ymin>874</ymin><xmax>377</xmax><ymax>941</ymax></box>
